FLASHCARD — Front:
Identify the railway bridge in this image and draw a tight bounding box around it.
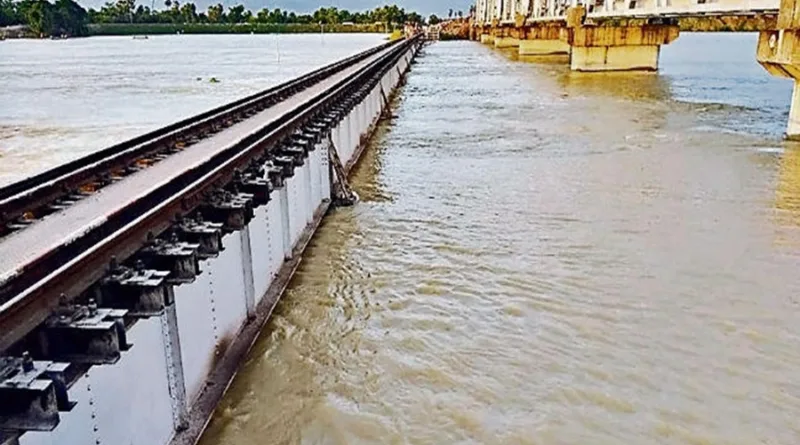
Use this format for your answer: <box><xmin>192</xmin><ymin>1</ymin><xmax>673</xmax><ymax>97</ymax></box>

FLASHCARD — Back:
<box><xmin>473</xmin><ymin>0</ymin><xmax>800</xmax><ymax>137</ymax></box>
<box><xmin>0</xmin><ymin>36</ymin><xmax>421</xmax><ymax>445</ymax></box>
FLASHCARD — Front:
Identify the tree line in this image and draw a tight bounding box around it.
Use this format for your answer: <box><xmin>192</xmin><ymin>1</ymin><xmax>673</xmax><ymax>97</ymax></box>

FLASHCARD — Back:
<box><xmin>1</xmin><ymin>0</ymin><xmax>88</xmax><ymax>35</ymax></box>
<box><xmin>0</xmin><ymin>0</ymin><xmax>443</xmax><ymax>37</ymax></box>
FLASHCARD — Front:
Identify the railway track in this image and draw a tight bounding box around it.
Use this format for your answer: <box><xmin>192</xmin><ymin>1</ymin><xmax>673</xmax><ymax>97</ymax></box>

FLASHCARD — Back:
<box><xmin>0</xmin><ymin>40</ymin><xmax>396</xmax><ymax>235</ymax></box>
<box><xmin>0</xmin><ymin>35</ymin><xmax>420</xmax><ymax>445</ymax></box>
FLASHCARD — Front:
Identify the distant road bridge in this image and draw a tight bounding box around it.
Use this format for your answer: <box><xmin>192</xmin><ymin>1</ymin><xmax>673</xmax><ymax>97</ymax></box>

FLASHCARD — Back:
<box><xmin>472</xmin><ymin>0</ymin><xmax>800</xmax><ymax>137</ymax></box>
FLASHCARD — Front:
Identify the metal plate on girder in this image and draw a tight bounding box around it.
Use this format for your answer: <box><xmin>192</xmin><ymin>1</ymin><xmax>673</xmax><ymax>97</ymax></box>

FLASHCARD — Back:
<box><xmin>173</xmin><ymin>267</ymin><xmax>216</xmax><ymax>405</ymax></box>
<box><xmin>89</xmin><ymin>318</ymin><xmax>174</xmax><ymax>445</ymax></box>
<box><xmin>250</xmin><ymin>207</ymin><xmax>273</xmax><ymax>303</ymax></box>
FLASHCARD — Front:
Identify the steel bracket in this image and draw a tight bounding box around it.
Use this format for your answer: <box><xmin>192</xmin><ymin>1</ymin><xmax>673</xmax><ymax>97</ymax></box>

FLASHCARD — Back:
<box><xmin>0</xmin><ymin>355</ymin><xmax>74</xmax><ymax>432</ymax></box>
<box><xmin>235</xmin><ymin>174</ymin><xmax>272</xmax><ymax>207</ymax></box>
<box><xmin>273</xmin><ymin>156</ymin><xmax>296</xmax><ymax>178</ymax></box>
<box><xmin>306</xmin><ymin>123</ymin><xmax>328</xmax><ymax>147</ymax></box>
<box><xmin>200</xmin><ymin>191</ymin><xmax>254</xmax><ymax>232</ymax></box>
<box><xmin>37</xmin><ymin>299</ymin><xmax>130</xmax><ymax>365</ymax></box>
<box><xmin>98</xmin><ymin>261</ymin><xmax>173</xmax><ymax>317</ymax></box>
<box><xmin>266</xmin><ymin>164</ymin><xmax>285</xmax><ymax>189</ymax></box>
<box><xmin>138</xmin><ymin>234</ymin><xmax>201</xmax><ymax>283</ymax></box>
<box><xmin>177</xmin><ymin>216</ymin><xmax>223</xmax><ymax>259</ymax></box>
<box><xmin>292</xmin><ymin>132</ymin><xmax>318</xmax><ymax>149</ymax></box>
<box><xmin>278</xmin><ymin>145</ymin><xmax>306</xmax><ymax>167</ymax></box>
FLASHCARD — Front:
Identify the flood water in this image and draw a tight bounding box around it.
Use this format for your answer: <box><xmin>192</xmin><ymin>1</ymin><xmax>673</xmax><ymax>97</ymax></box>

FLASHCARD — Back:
<box><xmin>5</xmin><ymin>33</ymin><xmax>800</xmax><ymax>444</ymax></box>
<box><xmin>0</xmin><ymin>34</ymin><xmax>384</xmax><ymax>185</ymax></box>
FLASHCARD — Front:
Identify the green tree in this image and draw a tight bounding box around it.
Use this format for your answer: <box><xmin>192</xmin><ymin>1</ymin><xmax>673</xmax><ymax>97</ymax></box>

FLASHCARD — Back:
<box><xmin>226</xmin><ymin>4</ymin><xmax>244</xmax><ymax>23</ymax></box>
<box><xmin>179</xmin><ymin>1</ymin><xmax>196</xmax><ymax>23</ymax></box>
<box><xmin>116</xmin><ymin>0</ymin><xmax>134</xmax><ymax>22</ymax></box>
<box><xmin>0</xmin><ymin>0</ymin><xmax>21</xmax><ymax>26</ymax></box>
<box><xmin>43</xmin><ymin>2</ymin><xmax>425</xmax><ymax>34</ymax></box>
<box><xmin>337</xmin><ymin>8</ymin><xmax>351</xmax><ymax>23</ymax></box>
<box><xmin>21</xmin><ymin>0</ymin><xmax>54</xmax><ymax>35</ymax></box>
<box><xmin>428</xmin><ymin>14</ymin><xmax>440</xmax><ymax>25</ymax></box>
<box><xmin>206</xmin><ymin>3</ymin><xmax>223</xmax><ymax>23</ymax></box>
<box><xmin>53</xmin><ymin>0</ymin><xmax>88</xmax><ymax>34</ymax></box>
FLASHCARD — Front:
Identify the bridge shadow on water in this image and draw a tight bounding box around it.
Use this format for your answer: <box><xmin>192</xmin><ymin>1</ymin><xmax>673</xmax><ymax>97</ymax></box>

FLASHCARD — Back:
<box><xmin>497</xmin><ymin>46</ymin><xmax>673</xmax><ymax>102</ymax></box>
<box><xmin>556</xmin><ymin>70</ymin><xmax>672</xmax><ymax>103</ymax></box>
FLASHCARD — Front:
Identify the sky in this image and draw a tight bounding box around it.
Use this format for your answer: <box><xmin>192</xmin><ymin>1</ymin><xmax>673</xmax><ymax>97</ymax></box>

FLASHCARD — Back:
<box><xmin>78</xmin><ymin>0</ymin><xmax>473</xmax><ymax>17</ymax></box>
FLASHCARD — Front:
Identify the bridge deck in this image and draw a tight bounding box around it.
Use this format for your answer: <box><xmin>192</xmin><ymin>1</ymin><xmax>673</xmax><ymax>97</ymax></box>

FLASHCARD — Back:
<box><xmin>476</xmin><ymin>0</ymin><xmax>779</xmax><ymax>27</ymax></box>
<box><xmin>0</xmin><ymin>46</ymin><xmax>390</xmax><ymax>290</ymax></box>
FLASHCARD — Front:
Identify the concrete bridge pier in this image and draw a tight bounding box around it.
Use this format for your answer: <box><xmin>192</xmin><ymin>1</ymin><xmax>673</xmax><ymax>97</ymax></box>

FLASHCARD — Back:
<box><xmin>494</xmin><ymin>16</ymin><xmax>524</xmax><ymax>49</ymax></box>
<box><xmin>519</xmin><ymin>24</ymin><xmax>570</xmax><ymax>56</ymax></box>
<box><xmin>757</xmin><ymin>2</ymin><xmax>800</xmax><ymax>138</ymax></box>
<box><xmin>495</xmin><ymin>34</ymin><xmax>521</xmax><ymax>49</ymax></box>
<box><xmin>565</xmin><ymin>7</ymin><xmax>679</xmax><ymax>72</ymax></box>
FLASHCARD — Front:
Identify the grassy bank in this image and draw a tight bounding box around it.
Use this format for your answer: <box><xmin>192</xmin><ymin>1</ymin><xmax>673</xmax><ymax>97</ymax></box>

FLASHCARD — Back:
<box><xmin>88</xmin><ymin>23</ymin><xmax>387</xmax><ymax>36</ymax></box>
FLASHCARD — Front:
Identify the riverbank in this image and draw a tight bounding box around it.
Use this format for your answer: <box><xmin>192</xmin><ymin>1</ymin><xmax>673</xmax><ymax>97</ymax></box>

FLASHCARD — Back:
<box><xmin>87</xmin><ymin>23</ymin><xmax>386</xmax><ymax>36</ymax></box>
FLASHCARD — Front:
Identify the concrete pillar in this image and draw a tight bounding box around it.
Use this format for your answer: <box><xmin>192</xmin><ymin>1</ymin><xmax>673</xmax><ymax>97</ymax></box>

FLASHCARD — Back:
<box><xmin>756</xmin><ymin>0</ymin><xmax>800</xmax><ymax>139</ymax></box>
<box><xmin>518</xmin><ymin>25</ymin><xmax>569</xmax><ymax>56</ymax></box>
<box><xmin>571</xmin><ymin>45</ymin><xmax>662</xmax><ymax>71</ymax></box>
<box><xmin>495</xmin><ymin>36</ymin><xmax>520</xmax><ymax>48</ymax></box>
<box><xmin>519</xmin><ymin>39</ymin><xmax>570</xmax><ymax>55</ymax></box>
<box><xmin>565</xmin><ymin>7</ymin><xmax>679</xmax><ymax>72</ymax></box>
<box><xmin>758</xmin><ymin>30</ymin><xmax>800</xmax><ymax>138</ymax></box>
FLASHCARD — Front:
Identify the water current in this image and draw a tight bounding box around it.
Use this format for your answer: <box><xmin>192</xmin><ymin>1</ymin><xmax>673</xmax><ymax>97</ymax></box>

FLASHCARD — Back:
<box><xmin>3</xmin><ymin>33</ymin><xmax>800</xmax><ymax>445</ymax></box>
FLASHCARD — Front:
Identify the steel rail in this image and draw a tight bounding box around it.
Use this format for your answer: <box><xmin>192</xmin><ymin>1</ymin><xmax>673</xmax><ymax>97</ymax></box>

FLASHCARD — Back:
<box><xmin>0</xmin><ymin>39</ymin><xmax>398</xmax><ymax>235</ymax></box>
<box><xmin>0</xmin><ymin>36</ymin><xmax>419</xmax><ymax>352</ymax></box>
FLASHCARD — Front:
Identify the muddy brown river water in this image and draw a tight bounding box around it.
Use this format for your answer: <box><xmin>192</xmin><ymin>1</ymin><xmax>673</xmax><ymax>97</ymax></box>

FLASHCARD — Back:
<box><xmin>4</xmin><ymin>33</ymin><xmax>800</xmax><ymax>445</ymax></box>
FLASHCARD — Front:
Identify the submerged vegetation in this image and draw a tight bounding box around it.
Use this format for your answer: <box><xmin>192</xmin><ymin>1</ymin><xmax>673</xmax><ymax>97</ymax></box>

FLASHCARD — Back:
<box><xmin>0</xmin><ymin>0</ymin><xmax>426</xmax><ymax>37</ymax></box>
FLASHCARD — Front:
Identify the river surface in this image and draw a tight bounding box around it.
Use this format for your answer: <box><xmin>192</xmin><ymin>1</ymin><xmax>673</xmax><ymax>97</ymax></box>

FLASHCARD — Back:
<box><xmin>0</xmin><ymin>34</ymin><xmax>384</xmax><ymax>185</ymax></box>
<box><xmin>5</xmin><ymin>33</ymin><xmax>800</xmax><ymax>444</ymax></box>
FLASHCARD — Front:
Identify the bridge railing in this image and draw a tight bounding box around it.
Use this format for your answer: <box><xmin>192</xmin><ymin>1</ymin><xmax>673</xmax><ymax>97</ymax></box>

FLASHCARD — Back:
<box><xmin>475</xmin><ymin>0</ymin><xmax>779</xmax><ymax>25</ymax></box>
<box><xmin>579</xmin><ymin>0</ymin><xmax>779</xmax><ymax>18</ymax></box>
